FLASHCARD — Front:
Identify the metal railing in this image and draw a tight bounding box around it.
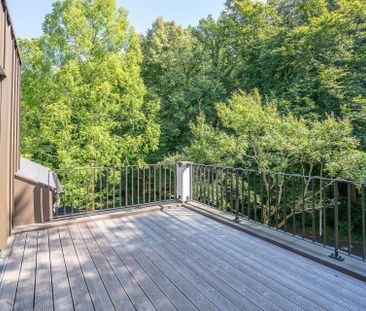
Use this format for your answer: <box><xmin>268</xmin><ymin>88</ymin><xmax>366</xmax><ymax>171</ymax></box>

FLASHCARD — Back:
<box><xmin>50</xmin><ymin>164</ymin><xmax>176</xmax><ymax>219</ymax></box>
<box><xmin>190</xmin><ymin>164</ymin><xmax>366</xmax><ymax>261</ymax></box>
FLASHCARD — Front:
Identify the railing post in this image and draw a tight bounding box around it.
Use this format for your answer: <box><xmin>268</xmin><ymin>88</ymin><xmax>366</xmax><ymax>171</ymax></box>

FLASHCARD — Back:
<box><xmin>176</xmin><ymin>162</ymin><xmax>192</xmax><ymax>203</ymax></box>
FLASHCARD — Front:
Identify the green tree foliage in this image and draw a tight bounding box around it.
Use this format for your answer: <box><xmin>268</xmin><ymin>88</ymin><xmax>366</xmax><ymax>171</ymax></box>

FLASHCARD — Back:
<box><xmin>19</xmin><ymin>0</ymin><xmax>366</xmax><ymax>182</ymax></box>
<box><xmin>20</xmin><ymin>0</ymin><xmax>160</xmax><ymax>168</ymax></box>
<box><xmin>187</xmin><ymin>91</ymin><xmax>365</xmax><ymax>180</ymax></box>
<box><xmin>141</xmin><ymin>18</ymin><xmax>226</xmax><ymax>159</ymax></box>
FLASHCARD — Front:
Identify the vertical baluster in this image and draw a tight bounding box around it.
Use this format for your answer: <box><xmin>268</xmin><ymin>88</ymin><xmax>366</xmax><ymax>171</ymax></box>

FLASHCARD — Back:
<box><xmin>113</xmin><ymin>167</ymin><xmax>116</xmax><ymax>209</ymax></box>
<box><xmin>125</xmin><ymin>167</ymin><xmax>129</xmax><ymax>206</ymax></box>
<box><xmin>268</xmin><ymin>174</ymin><xmax>272</xmax><ymax>227</ymax></box>
<box><xmin>159</xmin><ymin>164</ymin><xmax>162</xmax><ymax>202</ymax></box>
<box><xmin>93</xmin><ymin>168</ymin><xmax>96</xmax><ymax>212</ymax></box>
<box><xmin>207</xmin><ymin>167</ymin><xmax>211</xmax><ymax>205</ymax></box>
<box><xmin>216</xmin><ymin>168</ymin><xmax>219</xmax><ymax>208</ymax></box>
<box><xmin>169</xmin><ymin>164</ymin><xmax>172</xmax><ymax>200</ymax></box>
<box><xmin>292</xmin><ymin>177</ymin><xmax>296</xmax><ymax>235</ymax></box>
<box><xmin>131</xmin><ymin>167</ymin><xmax>134</xmax><ymax>205</ymax></box>
<box><xmin>174</xmin><ymin>164</ymin><xmax>177</xmax><ymax>198</ymax></box>
<box><xmin>312</xmin><ymin>178</ymin><xmax>316</xmax><ymax>242</ymax></box>
<box><xmin>253</xmin><ymin>173</ymin><xmax>257</xmax><ymax>222</ymax></box>
<box><xmin>322</xmin><ymin>179</ymin><xmax>327</xmax><ymax>246</ymax></box>
<box><xmin>154</xmin><ymin>165</ymin><xmax>156</xmax><ymax>202</ymax></box>
<box><xmin>212</xmin><ymin>167</ymin><xmax>215</xmax><ymax>206</ymax></box>
<box><xmin>235</xmin><ymin>170</ymin><xmax>239</xmax><ymax>222</ymax></box>
<box><xmin>71</xmin><ymin>170</ymin><xmax>74</xmax><ymax>215</ymax></box>
<box><xmin>164</xmin><ymin>165</ymin><xmax>167</xmax><ymax>201</ymax></box>
<box><xmin>220</xmin><ymin>169</ymin><xmax>224</xmax><ymax>209</ymax></box>
<box><xmin>86</xmin><ymin>169</ymin><xmax>89</xmax><ymax>213</ymax></box>
<box><xmin>119</xmin><ymin>167</ymin><xmax>122</xmax><ymax>208</ymax></box>
<box><xmin>230</xmin><ymin>170</ymin><xmax>234</xmax><ymax>212</ymax></box>
<box><xmin>225</xmin><ymin>169</ymin><xmax>228</xmax><ymax>211</ymax></box>
<box><xmin>283</xmin><ymin>175</ymin><xmax>287</xmax><ymax>232</ymax></box>
<box><xmin>106</xmin><ymin>168</ymin><xmax>109</xmax><ymax>209</ymax></box>
<box><xmin>247</xmin><ymin>172</ymin><xmax>251</xmax><ymax>219</ymax></box>
<box><xmin>275</xmin><ymin>174</ymin><xmax>279</xmax><ymax>229</ymax></box>
<box><xmin>347</xmin><ymin>183</ymin><xmax>352</xmax><ymax>256</ymax></box>
<box><xmin>241</xmin><ymin>171</ymin><xmax>245</xmax><ymax>217</ymax></box>
<box><xmin>301</xmin><ymin>177</ymin><xmax>305</xmax><ymax>238</ymax></box>
<box><xmin>361</xmin><ymin>185</ymin><xmax>365</xmax><ymax>260</ymax></box>
<box><xmin>143</xmin><ymin>167</ymin><xmax>146</xmax><ymax>204</ymax></box>
<box><xmin>330</xmin><ymin>180</ymin><xmax>344</xmax><ymax>261</ymax></box>
<box><xmin>192</xmin><ymin>165</ymin><xmax>196</xmax><ymax>201</ymax></box>
<box><xmin>99</xmin><ymin>169</ymin><xmax>103</xmax><ymax>210</ymax></box>
<box><xmin>203</xmin><ymin>166</ymin><xmax>207</xmax><ymax>204</ymax></box>
<box><xmin>200</xmin><ymin>166</ymin><xmax>203</xmax><ymax>202</ymax></box>
<box><xmin>137</xmin><ymin>167</ymin><xmax>140</xmax><ymax>205</ymax></box>
<box><xmin>63</xmin><ymin>171</ymin><xmax>67</xmax><ymax>216</ymax></box>
<box><xmin>260</xmin><ymin>172</ymin><xmax>264</xmax><ymax>224</ymax></box>
<box><xmin>79</xmin><ymin>170</ymin><xmax>82</xmax><ymax>213</ymax></box>
<box><xmin>148</xmin><ymin>166</ymin><xmax>151</xmax><ymax>203</ymax></box>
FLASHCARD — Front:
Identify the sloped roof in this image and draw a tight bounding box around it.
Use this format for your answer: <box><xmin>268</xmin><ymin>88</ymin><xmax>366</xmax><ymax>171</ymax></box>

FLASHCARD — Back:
<box><xmin>16</xmin><ymin>157</ymin><xmax>59</xmax><ymax>189</ymax></box>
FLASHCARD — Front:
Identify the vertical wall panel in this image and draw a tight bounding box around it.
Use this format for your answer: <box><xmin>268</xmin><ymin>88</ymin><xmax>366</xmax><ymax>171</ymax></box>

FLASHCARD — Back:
<box><xmin>0</xmin><ymin>0</ymin><xmax>21</xmax><ymax>249</ymax></box>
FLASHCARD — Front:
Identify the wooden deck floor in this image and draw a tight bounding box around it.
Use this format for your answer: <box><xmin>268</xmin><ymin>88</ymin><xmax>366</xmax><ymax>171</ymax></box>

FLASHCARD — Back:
<box><xmin>1</xmin><ymin>208</ymin><xmax>366</xmax><ymax>311</ymax></box>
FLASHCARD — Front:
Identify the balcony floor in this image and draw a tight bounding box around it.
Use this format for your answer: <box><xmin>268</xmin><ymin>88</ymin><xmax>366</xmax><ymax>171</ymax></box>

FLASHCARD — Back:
<box><xmin>1</xmin><ymin>207</ymin><xmax>366</xmax><ymax>311</ymax></box>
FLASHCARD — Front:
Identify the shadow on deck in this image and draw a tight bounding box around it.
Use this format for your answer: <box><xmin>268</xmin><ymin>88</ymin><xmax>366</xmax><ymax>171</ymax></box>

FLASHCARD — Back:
<box><xmin>1</xmin><ymin>205</ymin><xmax>366</xmax><ymax>311</ymax></box>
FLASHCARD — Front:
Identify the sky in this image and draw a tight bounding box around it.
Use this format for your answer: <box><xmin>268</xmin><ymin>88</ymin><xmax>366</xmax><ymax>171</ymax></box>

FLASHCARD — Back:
<box><xmin>7</xmin><ymin>0</ymin><xmax>226</xmax><ymax>39</ymax></box>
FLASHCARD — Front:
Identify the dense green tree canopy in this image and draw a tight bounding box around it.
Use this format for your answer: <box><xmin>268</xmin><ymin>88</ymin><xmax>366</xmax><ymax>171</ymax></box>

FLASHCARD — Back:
<box><xmin>20</xmin><ymin>0</ymin><xmax>160</xmax><ymax>168</ymax></box>
<box><xmin>20</xmin><ymin>0</ymin><xmax>366</xmax><ymax>181</ymax></box>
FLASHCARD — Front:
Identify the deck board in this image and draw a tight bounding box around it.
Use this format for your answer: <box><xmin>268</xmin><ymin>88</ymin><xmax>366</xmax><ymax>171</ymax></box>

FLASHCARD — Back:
<box><xmin>49</xmin><ymin>228</ymin><xmax>74</xmax><ymax>311</ymax></box>
<box><xmin>58</xmin><ymin>227</ymin><xmax>94</xmax><ymax>311</ymax></box>
<box><xmin>166</xmin><ymin>210</ymin><xmax>366</xmax><ymax>308</ymax></box>
<box><xmin>34</xmin><ymin>230</ymin><xmax>53</xmax><ymax>311</ymax></box>
<box><xmin>148</xmin><ymin>211</ymin><xmax>358</xmax><ymax>311</ymax></box>
<box><xmin>1</xmin><ymin>207</ymin><xmax>365</xmax><ymax>311</ymax></box>
<box><xmin>86</xmin><ymin>222</ymin><xmax>156</xmax><ymax>311</ymax></box>
<box><xmin>0</xmin><ymin>234</ymin><xmax>26</xmax><ymax>311</ymax></box>
<box><xmin>68</xmin><ymin>225</ymin><xmax>114</xmax><ymax>311</ymax></box>
<box><xmin>13</xmin><ymin>231</ymin><xmax>37</xmax><ymax>311</ymax></box>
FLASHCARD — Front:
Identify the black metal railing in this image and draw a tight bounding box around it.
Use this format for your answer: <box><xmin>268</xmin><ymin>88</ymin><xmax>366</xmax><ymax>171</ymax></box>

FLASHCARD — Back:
<box><xmin>50</xmin><ymin>164</ymin><xmax>176</xmax><ymax>219</ymax></box>
<box><xmin>191</xmin><ymin>164</ymin><xmax>366</xmax><ymax>261</ymax></box>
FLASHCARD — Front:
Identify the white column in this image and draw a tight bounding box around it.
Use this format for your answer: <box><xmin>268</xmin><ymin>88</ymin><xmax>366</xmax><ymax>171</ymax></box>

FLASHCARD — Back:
<box><xmin>176</xmin><ymin>162</ymin><xmax>192</xmax><ymax>203</ymax></box>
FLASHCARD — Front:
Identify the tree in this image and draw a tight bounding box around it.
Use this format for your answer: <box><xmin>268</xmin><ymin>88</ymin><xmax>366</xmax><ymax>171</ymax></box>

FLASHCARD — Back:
<box><xmin>20</xmin><ymin>0</ymin><xmax>160</xmax><ymax>168</ymax></box>
<box><xmin>142</xmin><ymin>17</ymin><xmax>226</xmax><ymax>160</ymax></box>
<box><xmin>186</xmin><ymin>90</ymin><xmax>365</xmax><ymax>226</ymax></box>
<box><xmin>187</xmin><ymin>90</ymin><xmax>361</xmax><ymax>179</ymax></box>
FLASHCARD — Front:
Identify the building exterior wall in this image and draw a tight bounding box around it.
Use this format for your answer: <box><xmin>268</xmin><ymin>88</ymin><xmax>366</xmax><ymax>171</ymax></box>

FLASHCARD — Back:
<box><xmin>0</xmin><ymin>0</ymin><xmax>21</xmax><ymax>249</ymax></box>
<box><xmin>14</xmin><ymin>176</ymin><xmax>52</xmax><ymax>226</ymax></box>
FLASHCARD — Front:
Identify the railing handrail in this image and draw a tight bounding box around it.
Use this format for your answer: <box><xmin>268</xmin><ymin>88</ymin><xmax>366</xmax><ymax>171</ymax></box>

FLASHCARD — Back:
<box><xmin>191</xmin><ymin>163</ymin><xmax>366</xmax><ymax>185</ymax></box>
<box><xmin>51</xmin><ymin>162</ymin><xmax>176</xmax><ymax>173</ymax></box>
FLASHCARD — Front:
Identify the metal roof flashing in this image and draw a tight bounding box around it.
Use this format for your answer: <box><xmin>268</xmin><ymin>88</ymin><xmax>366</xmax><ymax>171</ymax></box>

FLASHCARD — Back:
<box><xmin>16</xmin><ymin>157</ymin><xmax>59</xmax><ymax>190</ymax></box>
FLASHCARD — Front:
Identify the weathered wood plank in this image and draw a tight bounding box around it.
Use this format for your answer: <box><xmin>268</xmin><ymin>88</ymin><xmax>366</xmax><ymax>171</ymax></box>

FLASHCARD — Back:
<box><xmin>77</xmin><ymin>223</ymin><xmax>135</xmax><ymax>311</ymax></box>
<box><xmin>141</xmin><ymin>213</ymin><xmax>349</xmax><ymax>311</ymax></box>
<box><xmin>49</xmin><ymin>229</ymin><xmax>74</xmax><ymax>311</ymax></box>
<box><xmin>174</xmin><ymin>208</ymin><xmax>366</xmax><ymax>291</ymax></box>
<box><xmin>131</xmin><ymin>215</ymin><xmax>307</xmax><ymax>311</ymax></box>
<box><xmin>13</xmin><ymin>231</ymin><xmax>38</xmax><ymax>311</ymax></box>
<box><xmin>163</xmin><ymin>209</ymin><xmax>366</xmax><ymax>309</ymax></box>
<box><xmin>86</xmin><ymin>222</ymin><xmax>156</xmax><ymax>311</ymax></box>
<box><xmin>133</xmin><ymin>216</ymin><xmax>296</xmax><ymax>311</ymax></box>
<box><xmin>106</xmin><ymin>220</ymin><xmax>221</xmax><ymax>311</ymax></box>
<box><xmin>34</xmin><ymin>230</ymin><xmax>53</xmax><ymax>311</ymax></box>
<box><xmin>117</xmin><ymin>217</ymin><xmax>243</xmax><ymax>311</ymax></box>
<box><xmin>102</xmin><ymin>220</ymin><xmax>198</xmax><ymax>311</ymax></box>
<box><xmin>96</xmin><ymin>220</ymin><xmax>178</xmax><ymax>311</ymax></box>
<box><xmin>0</xmin><ymin>233</ymin><xmax>26</xmax><ymax>311</ymax></box>
<box><xmin>68</xmin><ymin>225</ymin><xmax>114</xmax><ymax>311</ymax></box>
<box><xmin>58</xmin><ymin>227</ymin><xmax>94</xmax><ymax>311</ymax></box>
